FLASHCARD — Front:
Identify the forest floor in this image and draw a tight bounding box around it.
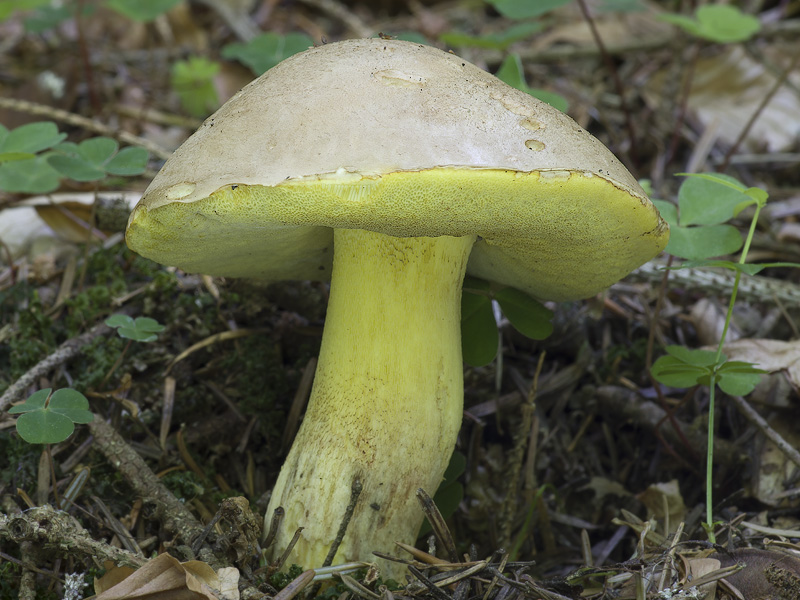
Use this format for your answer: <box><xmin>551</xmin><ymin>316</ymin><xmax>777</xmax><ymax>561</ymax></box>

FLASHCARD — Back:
<box><xmin>2</xmin><ymin>1</ymin><xmax>800</xmax><ymax>599</ymax></box>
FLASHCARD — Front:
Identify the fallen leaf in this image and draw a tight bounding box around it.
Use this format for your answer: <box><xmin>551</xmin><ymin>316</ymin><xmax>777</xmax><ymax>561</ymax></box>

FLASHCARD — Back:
<box><xmin>92</xmin><ymin>553</ymin><xmax>221</xmax><ymax>600</ymax></box>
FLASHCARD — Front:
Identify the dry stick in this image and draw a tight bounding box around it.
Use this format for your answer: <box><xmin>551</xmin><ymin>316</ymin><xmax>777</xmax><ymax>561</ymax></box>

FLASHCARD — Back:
<box><xmin>306</xmin><ymin>477</ymin><xmax>364</xmax><ymax>598</ymax></box>
<box><xmin>87</xmin><ymin>416</ymin><xmax>207</xmax><ymax>549</ymax></box>
<box><xmin>594</xmin><ymin>386</ymin><xmax>744</xmax><ymax>467</ymax></box>
<box><xmin>498</xmin><ymin>352</ymin><xmax>545</xmax><ymax>548</ymax></box>
<box><xmin>574</xmin><ymin>0</ymin><xmax>637</xmax><ymax>162</ymax></box>
<box><xmin>665</xmin><ymin>42</ymin><xmax>701</xmax><ymax>166</ymax></box>
<box><xmin>416</xmin><ymin>488</ymin><xmax>459</xmax><ymax>563</ymax></box>
<box><xmin>729</xmin><ymin>395</ymin><xmax>800</xmax><ymax>469</ymax></box>
<box><xmin>0</xmin><ymin>320</ymin><xmax>112</xmax><ymax>413</ymax></box>
<box><xmin>719</xmin><ymin>50</ymin><xmax>800</xmax><ymax>171</ymax></box>
<box><xmin>273</xmin><ymin>569</ymin><xmax>316</xmax><ymax>600</ymax></box>
<box><xmin>0</xmin><ymin>505</ymin><xmax>146</xmax><ymax>569</ymax></box>
<box><xmin>322</xmin><ymin>476</ymin><xmax>363</xmax><ymax>568</ymax></box>
<box><xmin>0</xmin><ymin>97</ymin><xmax>172</xmax><ymax>160</ymax></box>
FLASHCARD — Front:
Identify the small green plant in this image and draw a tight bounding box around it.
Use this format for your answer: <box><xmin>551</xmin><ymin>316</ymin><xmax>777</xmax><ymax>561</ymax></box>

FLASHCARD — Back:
<box><xmin>439</xmin><ymin>2</ymin><xmax>568</xmax><ymax>111</ymax></box>
<box><xmin>461</xmin><ymin>277</ymin><xmax>553</xmax><ymax>367</ymax></box>
<box><xmin>487</xmin><ymin>0</ymin><xmax>570</xmax><ymax>20</ymax></box>
<box><xmin>171</xmin><ymin>57</ymin><xmax>220</xmax><ymax>118</ymax></box>
<box><xmin>0</xmin><ymin>121</ymin><xmax>66</xmax><ymax>192</ymax></box>
<box><xmin>9</xmin><ymin>388</ymin><xmax>93</xmax><ymax>445</ymax></box>
<box><xmin>101</xmin><ymin>315</ymin><xmax>165</xmax><ymax>388</ymax></box>
<box><xmin>106</xmin><ymin>0</ymin><xmax>180</xmax><ymax>22</ymax></box>
<box><xmin>222</xmin><ymin>32</ymin><xmax>315</xmax><ymax>76</ymax></box>
<box><xmin>105</xmin><ymin>314</ymin><xmax>165</xmax><ymax>342</ymax></box>
<box><xmin>0</xmin><ymin>122</ymin><xmax>148</xmax><ymax>193</ymax></box>
<box><xmin>495</xmin><ymin>54</ymin><xmax>568</xmax><ymax>111</ymax></box>
<box><xmin>650</xmin><ymin>173</ymin><xmax>799</xmax><ymax>540</ymax></box>
<box><xmin>47</xmin><ymin>137</ymin><xmax>148</xmax><ymax>181</ymax></box>
<box><xmin>440</xmin><ymin>22</ymin><xmax>543</xmax><ymax>52</ymax></box>
<box><xmin>659</xmin><ymin>4</ymin><xmax>761</xmax><ymax>43</ymax></box>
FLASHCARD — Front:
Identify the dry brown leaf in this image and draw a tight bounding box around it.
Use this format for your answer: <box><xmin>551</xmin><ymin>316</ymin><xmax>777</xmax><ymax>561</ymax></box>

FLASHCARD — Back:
<box><xmin>636</xmin><ymin>480</ymin><xmax>687</xmax><ymax>532</ymax></box>
<box><xmin>92</xmin><ymin>553</ymin><xmax>221</xmax><ymax>600</ymax></box>
<box><xmin>720</xmin><ymin>339</ymin><xmax>800</xmax><ymax>388</ymax></box>
<box><xmin>684</xmin><ymin>556</ymin><xmax>720</xmax><ymax>599</ymax></box>
<box><xmin>650</xmin><ymin>45</ymin><xmax>800</xmax><ymax>152</ymax></box>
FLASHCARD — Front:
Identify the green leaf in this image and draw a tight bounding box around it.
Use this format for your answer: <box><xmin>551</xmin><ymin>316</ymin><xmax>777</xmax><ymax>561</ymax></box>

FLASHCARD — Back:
<box><xmin>171</xmin><ymin>57</ymin><xmax>220</xmax><ymax>117</ymax></box>
<box><xmin>107</xmin><ymin>0</ymin><xmax>180</xmax><ymax>21</ymax></box>
<box><xmin>47</xmin><ymin>154</ymin><xmax>107</xmax><ymax>181</ymax></box>
<box><xmin>0</xmin><ymin>151</ymin><xmax>36</xmax><ymax>162</ymax></box>
<box><xmin>651</xmin><ymin>346</ymin><xmax>723</xmax><ymax>388</ymax></box>
<box><xmin>75</xmin><ymin>137</ymin><xmax>118</xmax><ymax>165</ymax></box>
<box><xmin>665</xmin><ymin>223</ymin><xmax>742</xmax><ymax>260</ymax></box>
<box><xmin>106</xmin><ymin>314</ymin><xmax>165</xmax><ymax>343</ymax></box>
<box><xmin>487</xmin><ymin>0</ymin><xmax>571</xmax><ymax>20</ymax></box>
<box><xmin>15</xmin><ymin>410</ymin><xmax>76</xmax><ymax>444</ymax></box>
<box><xmin>10</xmin><ymin>388</ymin><xmax>92</xmax><ymax>445</ymax></box>
<box><xmin>105</xmin><ymin>146</ymin><xmax>148</xmax><ymax>175</ymax></box>
<box><xmin>440</xmin><ymin>450</ymin><xmax>467</xmax><ymax>485</ymax></box>
<box><xmin>0</xmin><ymin>0</ymin><xmax>50</xmax><ymax>21</ymax></box>
<box><xmin>716</xmin><ymin>361</ymin><xmax>766</xmax><ymax>396</ymax></box>
<box><xmin>461</xmin><ymin>291</ymin><xmax>498</xmax><ymax>367</ymax></box>
<box><xmin>664</xmin><ymin>345</ymin><xmax>721</xmax><ymax>367</ymax></box>
<box><xmin>651</xmin><ymin>356</ymin><xmax>709</xmax><ymax>388</ymax></box>
<box><xmin>105</xmin><ymin>314</ymin><xmax>134</xmax><ymax>328</ymax></box>
<box><xmin>24</xmin><ymin>3</ymin><xmax>73</xmax><ymax>33</ymax></box>
<box><xmin>8</xmin><ymin>388</ymin><xmax>51</xmax><ymax>414</ymax></box>
<box><xmin>440</xmin><ymin>22</ymin><xmax>543</xmax><ymax>51</ymax></box>
<box><xmin>495</xmin><ymin>54</ymin><xmax>568</xmax><ymax>111</ymax></box>
<box><xmin>659</xmin><ymin>5</ymin><xmax>761</xmax><ymax>43</ymax></box>
<box><xmin>0</xmin><ymin>122</ymin><xmax>66</xmax><ymax>154</ymax></box>
<box><xmin>0</xmin><ymin>155</ymin><xmax>61</xmax><ymax>193</ymax></box>
<box><xmin>221</xmin><ymin>32</ymin><xmax>314</xmax><ymax>75</ymax></box>
<box><xmin>48</xmin><ymin>388</ymin><xmax>94</xmax><ymax>423</ymax></box>
<box><xmin>495</xmin><ymin>287</ymin><xmax>553</xmax><ymax>340</ymax></box>
<box><xmin>678</xmin><ymin>174</ymin><xmax>750</xmax><ymax>226</ymax></box>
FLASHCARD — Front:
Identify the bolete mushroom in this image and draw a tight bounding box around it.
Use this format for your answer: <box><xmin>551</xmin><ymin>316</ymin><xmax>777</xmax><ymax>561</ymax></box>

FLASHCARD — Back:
<box><xmin>126</xmin><ymin>38</ymin><xmax>668</xmax><ymax>573</ymax></box>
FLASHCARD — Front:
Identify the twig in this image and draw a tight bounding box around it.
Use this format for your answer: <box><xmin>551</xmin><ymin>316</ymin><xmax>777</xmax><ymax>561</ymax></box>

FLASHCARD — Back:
<box><xmin>416</xmin><ymin>488</ymin><xmax>459</xmax><ymax>563</ymax></box>
<box><xmin>87</xmin><ymin>416</ymin><xmax>208</xmax><ymax>551</ymax></box>
<box><xmin>0</xmin><ymin>505</ymin><xmax>146</xmax><ymax>569</ymax></box>
<box><xmin>729</xmin><ymin>395</ymin><xmax>800</xmax><ymax>469</ymax></box>
<box><xmin>0</xmin><ymin>320</ymin><xmax>112</xmax><ymax>413</ymax></box>
<box><xmin>574</xmin><ymin>0</ymin><xmax>637</xmax><ymax>162</ymax></box>
<box><xmin>322</xmin><ymin>476</ymin><xmax>363</xmax><ymax>567</ymax></box>
<box><xmin>0</xmin><ymin>97</ymin><xmax>172</xmax><ymax>160</ymax></box>
<box><xmin>594</xmin><ymin>386</ymin><xmax>744</xmax><ymax>467</ymax></box>
<box><xmin>498</xmin><ymin>353</ymin><xmax>545</xmax><ymax>547</ymax></box>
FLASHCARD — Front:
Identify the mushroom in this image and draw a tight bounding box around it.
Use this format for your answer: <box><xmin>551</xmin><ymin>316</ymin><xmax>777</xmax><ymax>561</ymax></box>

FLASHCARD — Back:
<box><xmin>126</xmin><ymin>38</ymin><xmax>668</xmax><ymax>573</ymax></box>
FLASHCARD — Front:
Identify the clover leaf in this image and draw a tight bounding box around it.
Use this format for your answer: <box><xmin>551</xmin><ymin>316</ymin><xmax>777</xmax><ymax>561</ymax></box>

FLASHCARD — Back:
<box><xmin>9</xmin><ymin>388</ymin><xmax>93</xmax><ymax>445</ymax></box>
<box><xmin>105</xmin><ymin>314</ymin><xmax>165</xmax><ymax>342</ymax></box>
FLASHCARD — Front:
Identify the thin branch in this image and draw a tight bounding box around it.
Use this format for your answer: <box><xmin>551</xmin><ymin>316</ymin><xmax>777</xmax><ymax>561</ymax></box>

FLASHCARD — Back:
<box><xmin>0</xmin><ymin>97</ymin><xmax>172</xmax><ymax>160</ymax></box>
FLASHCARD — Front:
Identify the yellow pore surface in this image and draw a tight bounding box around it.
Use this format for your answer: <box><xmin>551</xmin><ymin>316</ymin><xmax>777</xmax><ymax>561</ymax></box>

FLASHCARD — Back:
<box><xmin>126</xmin><ymin>167</ymin><xmax>668</xmax><ymax>301</ymax></box>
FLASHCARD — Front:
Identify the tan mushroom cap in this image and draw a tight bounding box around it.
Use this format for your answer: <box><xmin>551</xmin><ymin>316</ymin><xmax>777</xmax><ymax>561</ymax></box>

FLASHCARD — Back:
<box><xmin>127</xmin><ymin>38</ymin><xmax>668</xmax><ymax>301</ymax></box>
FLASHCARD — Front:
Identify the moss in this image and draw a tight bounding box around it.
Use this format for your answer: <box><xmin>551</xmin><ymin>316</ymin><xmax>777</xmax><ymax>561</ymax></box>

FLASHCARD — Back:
<box><xmin>162</xmin><ymin>470</ymin><xmax>206</xmax><ymax>502</ymax></box>
<box><xmin>0</xmin><ymin>291</ymin><xmax>57</xmax><ymax>389</ymax></box>
<box><xmin>70</xmin><ymin>334</ymin><xmax>125</xmax><ymax>391</ymax></box>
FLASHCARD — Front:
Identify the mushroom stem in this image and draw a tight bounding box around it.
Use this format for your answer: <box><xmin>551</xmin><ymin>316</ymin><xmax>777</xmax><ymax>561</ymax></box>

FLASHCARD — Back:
<box><xmin>266</xmin><ymin>228</ymin><xmax>476</xmax><ymax>573</ymax></box>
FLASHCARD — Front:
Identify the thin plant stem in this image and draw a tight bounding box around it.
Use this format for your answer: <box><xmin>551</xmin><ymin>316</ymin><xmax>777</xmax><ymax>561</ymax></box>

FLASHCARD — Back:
<box><xmin>705</xmin><ymin>200</ymin><xmax>763</xmax><ymax>538</ymax></box>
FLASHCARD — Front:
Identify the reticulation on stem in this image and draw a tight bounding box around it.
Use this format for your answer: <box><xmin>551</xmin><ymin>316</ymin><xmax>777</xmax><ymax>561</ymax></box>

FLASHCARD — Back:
<box><xmin>265</xmin><ymin>228</ymin><xmax>475</xmax><ymax>574</ymax></box>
